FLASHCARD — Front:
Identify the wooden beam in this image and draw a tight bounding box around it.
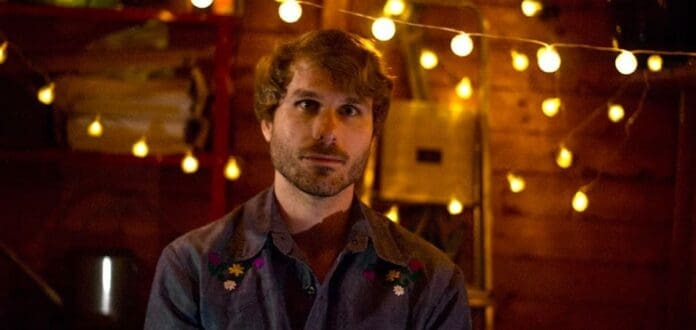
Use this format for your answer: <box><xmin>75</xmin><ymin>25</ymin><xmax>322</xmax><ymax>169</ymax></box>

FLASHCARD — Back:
<box><xmin>667</xmin><ymin>90</ymin><xmax>695</xmax><ymax>329</ymax></box>
<box><xmin>321</xmin><ymin>0</ymin><xmax>349</xmax><ymax>29</ymax></box>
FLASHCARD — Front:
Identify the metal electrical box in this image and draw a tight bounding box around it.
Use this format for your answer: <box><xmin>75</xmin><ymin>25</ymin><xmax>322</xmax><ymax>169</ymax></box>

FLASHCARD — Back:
<box><xmin>379</xmin><ymin>100</ymin><xmax>477</xmax><ymax>206</ymax></box>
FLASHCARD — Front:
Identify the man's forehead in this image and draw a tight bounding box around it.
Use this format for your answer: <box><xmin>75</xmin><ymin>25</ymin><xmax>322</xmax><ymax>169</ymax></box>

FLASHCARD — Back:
<box><xmin>288</xmin><ymin>60</ymin><xmax>369</xmax><ymax>104</ymax></box>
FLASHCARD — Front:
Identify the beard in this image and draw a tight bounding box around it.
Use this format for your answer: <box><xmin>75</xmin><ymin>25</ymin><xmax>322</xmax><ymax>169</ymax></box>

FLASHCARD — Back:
<box><xmin>269</xmin><ymin>136</ymin><xmax>370</xmax><ymax>197</ymax></box>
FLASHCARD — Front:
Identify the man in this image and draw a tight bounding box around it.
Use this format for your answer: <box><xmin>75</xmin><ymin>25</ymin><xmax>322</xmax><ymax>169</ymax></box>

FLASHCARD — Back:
<box><xmin>145</xmin><ymin>29</ymin><xmax>471</xmax><ymax>329</ymax></box>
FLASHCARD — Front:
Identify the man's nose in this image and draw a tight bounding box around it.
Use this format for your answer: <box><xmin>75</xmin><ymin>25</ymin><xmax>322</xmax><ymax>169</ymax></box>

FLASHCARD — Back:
<box><xmin>312</xmin><ymin>109</ymin><xmax>338</xmax><ymax>144</ymax></box>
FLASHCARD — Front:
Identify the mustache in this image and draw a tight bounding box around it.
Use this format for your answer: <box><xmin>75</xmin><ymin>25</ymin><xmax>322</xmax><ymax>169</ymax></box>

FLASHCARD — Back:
<box><xmin>300</xmin><ymin>143</ymin><xmax>349</xmax><ymax>161</ymax></box>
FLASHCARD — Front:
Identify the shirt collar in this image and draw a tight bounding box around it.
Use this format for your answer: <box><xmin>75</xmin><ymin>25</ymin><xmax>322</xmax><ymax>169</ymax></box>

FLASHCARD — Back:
<box><xmin>226</xmin><ymin>187</ymin><xmax>408</xmax><ymax>267</ymax></box>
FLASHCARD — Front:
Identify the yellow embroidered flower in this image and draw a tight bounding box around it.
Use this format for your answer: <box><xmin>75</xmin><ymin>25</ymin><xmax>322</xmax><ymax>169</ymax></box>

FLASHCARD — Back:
<box><xmin>228</xmin><ymin>263</ymin><xmax>245</xmax><ymax>277</ymax></box>
<box><xmin>386</xmin><ymin>270</ymin><xmax>401</xmax><ymax>282</ymax></box>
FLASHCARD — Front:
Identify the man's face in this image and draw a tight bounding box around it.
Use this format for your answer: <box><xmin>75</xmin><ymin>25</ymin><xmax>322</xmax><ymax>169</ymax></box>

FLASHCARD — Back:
<box><xmin>261</xmin><ymin>60</ymin><xmax>374</xmax><ymax>197</ymax></box>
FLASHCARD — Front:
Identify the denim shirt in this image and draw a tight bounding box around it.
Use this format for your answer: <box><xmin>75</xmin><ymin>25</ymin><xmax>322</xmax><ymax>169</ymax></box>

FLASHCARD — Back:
<box><xmin>145</xmin><ymin>189</ymin><xmax>472</xmax><ymax>329</ymax></box>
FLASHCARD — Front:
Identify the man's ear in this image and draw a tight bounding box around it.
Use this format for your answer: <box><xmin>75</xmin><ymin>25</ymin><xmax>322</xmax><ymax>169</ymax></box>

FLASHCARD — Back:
<box><xmin>260</xmin><ymin>119</ymin><xmax>272</xmax><ymax>142</ymax></box>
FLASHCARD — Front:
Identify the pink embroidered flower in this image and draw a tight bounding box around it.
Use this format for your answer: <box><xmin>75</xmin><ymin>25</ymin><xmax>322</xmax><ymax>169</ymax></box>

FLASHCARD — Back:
<box><xmin>393</xmin><ymin>285</ymin><xmax>405</xmax><ymax>296</ymax></box>
<box><xmin>363</xmin><ymin>270</ymin><xmax>376</xmax><ymax>281</ymax></box>
<box><xmin>408</xmin><ymin>259</ymin><xmax>424</xmax><ymax>272</ymax></box>
<box><xmin>386</xmin><ymin>270</ymin><xmax>401</xmax><ymax>282</ymax></box>
<box><xmin>208</xmin><ymin>252</ymin><xmax>222</xmax><ymax>266</ymax></box>
<box><xmin>252</xmin><ymin>257</ymin><xmax>265</xmax><ymax>269</ymax></box>
<box><xmin>223</xmin><ymin>280</ymin><xmax>237</xmax><ymax>291</ymax></box>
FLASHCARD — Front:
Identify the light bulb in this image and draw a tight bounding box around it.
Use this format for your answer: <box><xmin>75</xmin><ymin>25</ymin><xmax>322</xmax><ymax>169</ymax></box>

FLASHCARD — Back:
<box><xmin>181</xmin><ymin>150</ymin><xmax>199</xmax><ymax>174</ymax></box>
<box><xmin>371</xmin><ymin>17</ymin><xmax>396</xmax><ymax>41</ymax></box>
<box><xmin>456</xmin><ymin>77</ymin><xmax>473</xmax><ymax>99</ymax></box>
<box><xmin>87</xmin><ymin>115</ymin><xmax>103</xmax><ymax>137</ymax></box>
<box><xmin>132</xmin><ymin>137</ymin><xmax>149</xmax><ymax>158</ymax></box>
<box><xmin>506</xmin><ymin>172</ymin><xmax>526</xmax><ymax>193</ymax></box>
<box><xmin>386</xmin><ymin>205</ymin><xmax>399</xmax><ymax>223</ymax></box>
<box><xmin>450</xmin><ymin>33</ymin><xmax>474</xmax><ymax>57</ymax></box>
<box><xmin>383</xmin><ymin>0</ymin><xmax>405</xmax><ymax>16</ymax></box>
<box><xmin>278</xmin><ymin>0</ymin><xmax>302</xmax><ymax>23</ymax></box>
<box><xmin>190</xmin><ymin>0</ymin><xmax>213</xmax><ymax>9</ymax></box>
<box><xmin>537</xmin><ymin>46</ymin><xmax>561</xmax><ymax>73</ymax></box>
<box><xmin>419</xmin><ymin>49</ymin><xmax>438</xmax><ymax>70</ymax></box>
<box><xmin>607</xmin><ymin>103</ymin><xmax>625</xmax><ymax>123</ymax></box>
<box><xmin>0</xmin><ymin>41</ymin><xmax>8</xmax><ymax>64</ymax></box>
<box><xmin>572</xmin><ymin>190</ymin><xmax>589</xmax><ymax>212</ymax></box>
<box><xmin>447</xmin><ymin>198</ymin><xmax>463</xmax><ymax>215</ymax></box>
<box><xmin>37</xmin><ymin>82</ymin><xmax>55</xmax><ymax>105</ymax></box>
<box><xmin>521</xmin><ymin>0</ymin><xmax>543</xmax><ymax>17</ymax></box>
<box><xmin>511</xmin><ymin>50</ymin><xmax>529</xmax><ymax>71</ymax></box>
<box><xmin>556</xmin><ymin>145</ymin><xmax>573</xmax><ymax>169</ymax></box>
<box><xmin>615</xmin><ymin>50</ymin><xmax>638</xmax><ymax>75</ymax></box>
<box><xmin>224</xmin><ymin>156</ymin><xmax>241</xmax><ymax>180</ymax></box>
<box><xmin>542</xmin><ymin>97</ymin><xmax>561</xmax><ymax>117</ymax></box>
<box><xmin>647</xmin><ymin>54</ymin><xmax>663</xmax><ymax>72</ymax></box>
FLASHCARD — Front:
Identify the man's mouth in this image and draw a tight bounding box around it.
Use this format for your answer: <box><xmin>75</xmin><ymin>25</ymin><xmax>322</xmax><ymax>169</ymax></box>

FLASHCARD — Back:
<box><xmin>301</xmin><ymin>154</ymin><xmax>347</xmax><ymax>165</ymax></box>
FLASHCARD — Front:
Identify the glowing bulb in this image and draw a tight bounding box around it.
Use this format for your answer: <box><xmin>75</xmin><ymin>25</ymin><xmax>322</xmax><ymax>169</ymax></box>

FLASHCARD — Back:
<box><xmin>386</xmin><ymin>205</ymin><xmax>399</xmax><ymax>223</ymax></box>
<box><xmin>511</xmin><ymin>50</ymin><xmax>529</xmax><ymax>71</ymax></box>
<box><xmin>506</xmin><ymin>172</ymin><xmax>526</xmax><ymax>193</ymax></box>
<box><xmin>450</xmin><ymin>33</ymin><xmax>474</xmax><ymax>57</ymax></box>
<box><xmin>371</xmin><ymin>17</ymin><xmax>396</xmax><ymax>41</ymax></box>
<box><xmin>556</xmin><ymin>145</ymin><xmax>573</xmax><ymax>169</ymax></box>
<box><xmin>542</xmin><ymin>97</ymin><xmax>561</xmax><ymax>117</ymax></box>
<box><xmin>572</xmin><ymin>190</ymin><xmax>589</xmax><ymax>212</ymax></box>
<box><xmin>607</xmin><ymin>103</ymin><xmax>625</xmax><ymax>123</ymax></box>
<box><xmin>87</xmin><ymin>115</ymin><xmax>103</xmax><ymax>137</ymax></box>
<box><xmin>0</xmin><ymin>41</ymin><xmax>7</xmax><ymax>64</ymax></box>
<box><xmin>383</xmin><ymin>0</ymin><xmax>405</xmax><ymax>16</ymax></box>
<box><xmin>420</xmin><ymin>50</ymin><xmax>438</xmax><ymax>70</ymax></box>
<box><xmin>278</xmin><ymin>0</ymin><xmax>302</xmax><ymax>23</ymax></box>
<box><xmin>521</xmin><ymin>0</ymin><xmax>543</xmax><ymax>17</ymax></box>
<box><xmin>647</xmin><ymin>54</ymin><xmax>663</xmax><ymax>72</ymax></box>
<box><xmin>181</xmin><ymin>150</ymin><xmax>199</xmax><ymax>174</ymax></box>
<box><xmin>456</xmin><ymin>77</ymin><xmax>473</xmax><ymax>99</ymax></box>
<box><xmin>132</xmin><ymin>137</ymin><xmax>149</xmax><ymax>158</ymax></box>
<box><xmin>447</xmin><ymin>198</ymin><xmax>463</xmax><ymax>215</ymax></box>
<box><xmin>537</xmin><ymin>46</ymin><xmax>561</xmax><ymax>73</ymax></box>
<box><xmin>37</xmin><ymin>83</ymin><xmax>55</xmax><ymax>105</ymax></box>
<box><xmin>615</xmin><ymin>50</ymin><xmax>638</xmax><ymax>75</ymax></box>
<box><xmin>190</xmin><ymin>0</ymin><xmax>213</xmax><ymax>9</ymax></box>
<box><xmin>224</xmin><ymin>156</ymin><xmax>241</xmax><ymax>180</ymax></box>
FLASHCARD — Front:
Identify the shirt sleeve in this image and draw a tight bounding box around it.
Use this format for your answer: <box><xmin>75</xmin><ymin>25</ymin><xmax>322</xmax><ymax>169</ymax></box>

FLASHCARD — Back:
<box><xmin>424</xmin><ymin>267</ymin><xmax>472</xmax><ymax>330</ymax></box>
<box><xmin>144</xmin><ymin>245</ymin><xmax>202</xmax><ymax>330</ymax></box>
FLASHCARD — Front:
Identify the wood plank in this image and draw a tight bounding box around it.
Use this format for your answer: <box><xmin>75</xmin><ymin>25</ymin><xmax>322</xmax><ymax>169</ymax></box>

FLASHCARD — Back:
<box><xmin>494</xmin><ymin>299</ymin><xmax>665</xmax><ymax>330</ymax></box>
<box><xmin>493</xmin><ymin>256</ymin><xmax>669</xmax><ymax>305</ymax></box>
<box><xmin>490</xmin><ymin>171</ymin><xmax>675</xmax><ymax>223</ymax></box>
<box><xmin>489</xmin><ymin>130</ymin><xmax>677</xmax><ymax>179</ymax></box>
<box><xmin>493</xmin><ymin>215</ymin><xmax>671</xmax><ymax>266</ymax></box>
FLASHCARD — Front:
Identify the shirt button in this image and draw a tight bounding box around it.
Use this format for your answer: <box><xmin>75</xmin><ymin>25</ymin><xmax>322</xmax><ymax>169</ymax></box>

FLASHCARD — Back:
<box><xmin>305</xmin><ymin>285</ymin><xmax>316</xmax><ymax>295</ymax></box>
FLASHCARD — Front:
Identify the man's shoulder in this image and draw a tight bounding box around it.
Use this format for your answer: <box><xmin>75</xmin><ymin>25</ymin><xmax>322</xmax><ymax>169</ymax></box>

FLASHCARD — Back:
<box><xmin>363</xmin><ymin>206</ymin><xmax>459</xmax><ymax>275</ymax></box>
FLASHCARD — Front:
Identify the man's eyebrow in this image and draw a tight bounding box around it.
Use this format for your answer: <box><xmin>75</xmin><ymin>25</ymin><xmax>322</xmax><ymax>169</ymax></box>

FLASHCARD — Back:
<box><xmin>291</xmin><ymin>89</ymin><xmax>319</xmax><ymax>98</ymax></box>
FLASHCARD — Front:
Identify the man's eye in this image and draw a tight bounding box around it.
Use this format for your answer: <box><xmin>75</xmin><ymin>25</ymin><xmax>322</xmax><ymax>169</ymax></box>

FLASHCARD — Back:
<box><xmin>339</xmin><ymin>105</ymin><xmax>361</xmax><ymax>117</ymax></box>
<box><xmin>295</xmin><ymin>100</ymin><xmax>320</xmax><ymax>111</ymax></box>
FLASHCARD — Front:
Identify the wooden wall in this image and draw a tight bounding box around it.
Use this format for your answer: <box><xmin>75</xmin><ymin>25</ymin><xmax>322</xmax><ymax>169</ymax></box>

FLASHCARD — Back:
<box><xmin>1</xmin><ymin>0</ymin><xmax>694</xmax><ymax>329</ymax></box>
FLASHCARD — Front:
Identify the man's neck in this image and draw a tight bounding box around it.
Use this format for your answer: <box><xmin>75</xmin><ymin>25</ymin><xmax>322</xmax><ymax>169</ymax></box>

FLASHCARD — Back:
<box><xmin>273</xmin><ymin>171</ymin><xmax>354</xmax><ymax>234</ymax></box>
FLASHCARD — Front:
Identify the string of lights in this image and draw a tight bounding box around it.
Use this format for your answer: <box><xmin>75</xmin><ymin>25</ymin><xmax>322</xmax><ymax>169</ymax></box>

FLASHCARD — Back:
<box><xmin>2</xmin><ymin>0</ymin><xmax>692</xmax><ymax>212</ymax></box>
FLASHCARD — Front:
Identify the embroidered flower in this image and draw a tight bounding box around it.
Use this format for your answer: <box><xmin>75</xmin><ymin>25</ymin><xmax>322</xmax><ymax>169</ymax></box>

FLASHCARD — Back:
<box><xmin>393</xmin><ymin>285</ymin><xmax>405</xmax><ymax>296</ymax></box>
<box><xmin>228</xmin><ymin>263</ymin><xmax>245</xmax><ymax>277</ymax></box>
<box><xmin>252</xmin><ymin>257</ymin><xmax>265</xmax><ymax>269</ymax></box>
<box><xmin>208</xmin><ymin>251</ymin><xmax>262</xmax><ymax>293</ymax></box>
<box><xmin>408</xmin><ymin>259</ymin><xmax>424</xmax><ymax>272</ymax></box>
<box><xmin>364</xmin><ymin>258</ymin><xmax>425</xmax><ymax>297</ymax></box>
<box><xmin>363</xmin><ymin>270</ymin><xmax>376</xmax><ymax>281</ymax></box>
<box><xmin>386</xmin><ymin>270</ymin><xmax>401</xmax><ymax>282</ymax></box>
<box><xmin>208</xmin><ymin>252</ymin><xmax>222</xmax><ymax>267</ymax></box>
<box><xmin>223</xmin><ymin>280</ymin><xmax>237</xmax><ymax>291</ymax></box>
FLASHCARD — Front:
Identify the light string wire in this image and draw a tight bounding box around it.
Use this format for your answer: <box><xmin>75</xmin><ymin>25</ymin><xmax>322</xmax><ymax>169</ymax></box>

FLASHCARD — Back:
<box><xmin>297</xmin><ymin>0</ymin><xmax>696</xmax><ymax>57</ymax></box>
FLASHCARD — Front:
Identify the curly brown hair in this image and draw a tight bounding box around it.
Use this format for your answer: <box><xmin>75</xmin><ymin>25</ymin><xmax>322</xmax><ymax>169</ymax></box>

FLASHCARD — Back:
<box><xmin>254</xmin><ymin>29</ymin><xmax>394</xmax><ymax>135</ymax></box>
